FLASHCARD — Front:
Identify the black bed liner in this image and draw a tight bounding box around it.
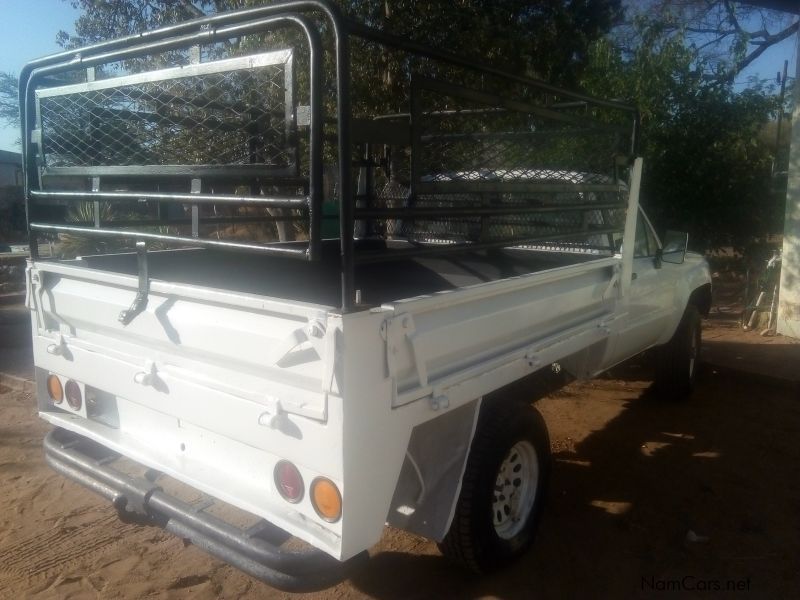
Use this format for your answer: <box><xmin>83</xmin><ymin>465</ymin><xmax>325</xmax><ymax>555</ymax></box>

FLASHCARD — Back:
<box><xmin>72</xmin><ymin>240</ymin><xmax>601</xmax><ymax>307</ymax></box>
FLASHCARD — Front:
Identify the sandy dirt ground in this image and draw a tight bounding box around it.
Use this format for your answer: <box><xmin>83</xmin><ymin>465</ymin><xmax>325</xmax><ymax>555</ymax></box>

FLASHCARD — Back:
<box><xmin>1</xmin><ymin>315</ymin><xmax>799</xmax><ymax>599</ymax></box>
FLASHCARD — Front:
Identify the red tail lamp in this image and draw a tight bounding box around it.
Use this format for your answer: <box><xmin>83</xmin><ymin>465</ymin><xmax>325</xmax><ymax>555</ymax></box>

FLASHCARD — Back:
<box><xmin>274</xmin><ymin>460</ymin><xmax>304</xmax><ymax>503</ymax></box>
<box><xmin>64</xmin><ymin>380</ymin><xmax>82</xmax><ymax>411</ymax></box>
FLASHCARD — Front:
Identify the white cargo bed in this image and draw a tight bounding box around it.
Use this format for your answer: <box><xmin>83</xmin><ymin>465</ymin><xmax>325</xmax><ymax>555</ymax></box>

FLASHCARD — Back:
<box><xmin>29</xmin><ymin>249</ymin><xmax>621</xmax><ymax>561</ymax></box>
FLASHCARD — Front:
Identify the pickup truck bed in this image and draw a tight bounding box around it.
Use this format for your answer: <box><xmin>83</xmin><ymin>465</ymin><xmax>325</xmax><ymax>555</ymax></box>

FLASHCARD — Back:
<box><xmin>29</xmin><ymin>247</ymin><xmax>624</xmax><ymax>569</ymax></box>
<box><xmin>73</xmin><ymin>242</ymin><xmax>601</xmax><ymax>308</ymax></box>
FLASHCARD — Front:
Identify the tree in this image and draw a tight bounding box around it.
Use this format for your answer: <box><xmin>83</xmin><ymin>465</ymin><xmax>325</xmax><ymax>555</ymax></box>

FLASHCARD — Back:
<box><xmin>620</xmin><ymin>1</ymin><xmax>799</xmax><ymax>84</ymax></box>
<box><xmin>58</xmin><ymin>0</ymin><xmax>624</xmax><ymax>84</ymax></box>
<box><xmin>582</xmin><ymin>18</ymin><xmax>783</xmax><ymax>250</ymax></box>
<box><xmin>57</xmin><ymin>0</ymin><xmax>216</xmax><ymax>48</ymax></box>
<box><xmin>0</xmin><ymin>72</ymin><xmax>19</xmax><ymax>128</ymax></box>
<box><xmin>346</xmin><ymin>0</ymin><xmax>623</xmax><ymax>85</ymax></box>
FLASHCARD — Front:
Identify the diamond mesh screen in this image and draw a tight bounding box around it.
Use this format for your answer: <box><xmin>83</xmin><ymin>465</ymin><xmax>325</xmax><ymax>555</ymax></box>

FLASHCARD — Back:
<box><xmin>355</xmin><ymin>78</ymin><xmax>630</xmax><ymax>255</ymax></box>
<box><xmin>38</xmin><ymin>54</ymin><xmax>294</xmax><ymax>170</ymax></box>
<box><xmin>367</xmin><ymin>175</ymin><xmax>626</xmax><ymax>254</ymax></box>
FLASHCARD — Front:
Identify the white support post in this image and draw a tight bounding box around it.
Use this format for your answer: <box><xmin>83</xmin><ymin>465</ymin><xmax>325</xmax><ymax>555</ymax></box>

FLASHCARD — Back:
<box><xmin>620</xmin><ymin>157</ymin><xmax>643</xmax><ymax>298</ymax></box>
<box><xmin>778</xmin><ymin>47</ymin><xmax>800</xmax><ymax>339</ymax></box>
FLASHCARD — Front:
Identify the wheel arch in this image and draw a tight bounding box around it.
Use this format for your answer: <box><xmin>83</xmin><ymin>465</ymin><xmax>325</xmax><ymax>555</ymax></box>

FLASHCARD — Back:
<box><xmin>689</xmin><ymin>282</ymin><xmax>712</xmax><ymax>317</ymax></box>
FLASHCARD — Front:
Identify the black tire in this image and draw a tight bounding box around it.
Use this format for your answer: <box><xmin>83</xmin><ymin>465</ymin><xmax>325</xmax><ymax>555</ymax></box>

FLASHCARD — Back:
<box><xmin>653</xmin><ymin>304</ymin><xmax>701</xmax><ymax>400</ymax></box>
<box><xmin>438</xmin><ymin>401</ymin><xmax>551</xmax><ymax>573</ymax></box>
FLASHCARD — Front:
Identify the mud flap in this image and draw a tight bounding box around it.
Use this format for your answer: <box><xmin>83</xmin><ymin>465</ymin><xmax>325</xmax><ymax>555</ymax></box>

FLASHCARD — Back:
<box><xmin>386</xmin><ymin>399</ymin><xmax>480</xmax><ymax>541</ymax></box>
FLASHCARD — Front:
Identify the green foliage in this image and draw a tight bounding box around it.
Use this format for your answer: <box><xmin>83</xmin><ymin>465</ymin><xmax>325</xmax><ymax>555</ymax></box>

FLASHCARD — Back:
<box><xmin>582</xmin><ymin>20</ymin><xmax>782</xmax><ymax>251</ymax></box>
<box><xmin>346</xmin><ymin>0</ymin><xmax>622</xmax><ymax>84</ymax></box>
<box><xmin>53</xmin><ymin>1</ymin><xmax>786</xmax><ymax>251</ymax></box>
<box><xmin>644</xmin><ymin>88</ymin><xmax>780</xmax><ymax>250</ymax></box>
<box><xmin>59</xmin><ymin>0</ymin><xmax>623</xmax><ymax>82</ymax></box>
<box><xmin>621</xmin><ymin>1</ymin><xmax>798</xmax><ymax>85</ymax></box>
<box><xmin>57</xmin><ymin>0</ymin><xmax>218</xmax><ymax>47</ymax></box>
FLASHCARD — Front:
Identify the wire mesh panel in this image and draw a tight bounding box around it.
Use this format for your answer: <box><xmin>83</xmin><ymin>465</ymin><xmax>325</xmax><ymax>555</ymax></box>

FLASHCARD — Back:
<box><xmin>36</xmin><ymin>50</ymin><xmax>297</xmax><ymax>175</ymax></box>
<box><xmin>27</xmin><ymin>41</ymin><xmax>316</xmax><ymax>261</ymax></box>
<box><xmin>22</xmin><ymin>4</ymin><xmax>639</xmax><ymax>308</ymax></box>
<box><xmin>415</xmin><ymin>172</ymin><xmax>625</xmax><ymax>253</ymax></box>
<box><xmin>352</xmin><ymin>74</ymin><xmax>632</xmax><ymax>259</ymax></box>
<box><xmin>413</xmin><ymin>84</ymin><xmax>627</xmax><ymax>180</ymax></box>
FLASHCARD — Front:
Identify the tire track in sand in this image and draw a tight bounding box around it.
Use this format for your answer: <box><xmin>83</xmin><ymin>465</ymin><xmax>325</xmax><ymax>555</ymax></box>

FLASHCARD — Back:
<box><xmin>0</xmin><ymin>512</ymin><xmax>147</xmax><ymax>578</ymax></box>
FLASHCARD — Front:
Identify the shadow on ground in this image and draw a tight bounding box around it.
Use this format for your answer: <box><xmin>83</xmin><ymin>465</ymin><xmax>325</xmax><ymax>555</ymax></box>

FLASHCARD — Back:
<box><xmin>0</xmin><ymin>303</ymin><xmax>33</xmax><ymax>380</ymax></box>
<box><xmin>345</xmin><ymin>368</ymin><xmax>799</xmax><ymax>599</ymax></box>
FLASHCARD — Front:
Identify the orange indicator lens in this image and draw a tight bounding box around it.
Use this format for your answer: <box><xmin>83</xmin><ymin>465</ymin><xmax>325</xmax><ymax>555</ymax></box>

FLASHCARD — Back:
<box><xmin>311</xmin><ymin>477</ymin><xmax>342</xmax><ymax>523</ymax></box>
<box><xmin>47</xmin><ymin>374</ymin><xmax>63</xmax><ymax>404</ymax></box>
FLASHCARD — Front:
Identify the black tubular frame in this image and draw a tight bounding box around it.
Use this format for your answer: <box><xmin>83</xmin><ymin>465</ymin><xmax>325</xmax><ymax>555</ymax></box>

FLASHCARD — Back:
<box><xmin>44</xmin><ymin>428</ymin><xmax>368</xmax><ymax>592</ymax></box>
<box><xmin>20</xmin><ymin>0</ymin><xmax>639</xmax><ymax>312</ymax></box>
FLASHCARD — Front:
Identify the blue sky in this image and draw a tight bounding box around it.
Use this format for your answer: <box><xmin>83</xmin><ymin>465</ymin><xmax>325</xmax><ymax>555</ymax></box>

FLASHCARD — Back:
<box><xmin>0</xmin><ymin>0</ymin><xmax>79</xmax><ymax>151</ymax></box>
<box><xmin>0</xmin><ymin>1</ymin><xmax>797</xmax><ymax>153</ymax></box>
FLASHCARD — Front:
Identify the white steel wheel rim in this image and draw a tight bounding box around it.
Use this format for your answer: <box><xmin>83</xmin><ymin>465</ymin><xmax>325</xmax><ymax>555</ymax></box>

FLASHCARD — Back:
<box><xmin>493</xmin><ymin>440</ymin><xmax>539</xmax><ymax>540</ymax></box>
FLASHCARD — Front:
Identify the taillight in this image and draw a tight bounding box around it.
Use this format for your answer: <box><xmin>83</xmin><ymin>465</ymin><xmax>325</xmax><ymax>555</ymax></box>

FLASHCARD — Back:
<box><xmin>65</xmin><ymin>380</ymin><xmax>82</xmax><ymax>411</ymax></box>
<box><xmin>46</xmin><ymin>374</ymin><xmax>63</xmax><ymax>404</ymax></box>
<box><xmin>274</xmin><ymin>461</ymin><xmax>304</xmax><ymax>503</ymax></box>
<box><xmin>310</xmin><ymin>477</ymin><xmax>342</xmax><ymax>523</ymax></box>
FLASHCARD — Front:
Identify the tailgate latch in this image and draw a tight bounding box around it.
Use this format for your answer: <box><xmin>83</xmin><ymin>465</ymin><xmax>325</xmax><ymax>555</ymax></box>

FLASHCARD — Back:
<box><xmin>258</xmin><ymin>395</ymin><xmax>284</xmax><ymax>429</ymax></box>
<box><xmin>134</xmin><ymin>360</ymin><xmax>158</xmax><ymax>386</ymax></box>
<box><xmin>119</xmin><ymin>241</ymin><xmax>150</xmax><ymax>325</ymax></box>
<box><xmin>46</xmin><ymin>333</ymin><xmax>68</xmax><ymax>357</ymax></box>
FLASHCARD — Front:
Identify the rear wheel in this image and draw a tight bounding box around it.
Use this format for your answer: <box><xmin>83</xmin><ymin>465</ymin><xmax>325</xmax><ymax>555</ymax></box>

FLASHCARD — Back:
<box><xmin>439</xmin><ymin>401</ymin><xmax>551</xmax><ymax>573</ymax></box>
<box><xmin>653</xmin><ymin>304</ymin><xmax>701</xmax><ymax>400</ymax></box>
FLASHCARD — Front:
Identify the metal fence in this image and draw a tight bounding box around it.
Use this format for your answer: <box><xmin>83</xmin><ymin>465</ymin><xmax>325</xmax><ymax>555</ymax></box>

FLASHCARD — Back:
<box><xmin>38</xmin><ymin>52</ymin><xmax>295</xmax><ymax>171</ymax></box>
<box><xmin>20</xmin><ymin>0</ymin><xmax>638</xmax><ymax>310</ymax></box>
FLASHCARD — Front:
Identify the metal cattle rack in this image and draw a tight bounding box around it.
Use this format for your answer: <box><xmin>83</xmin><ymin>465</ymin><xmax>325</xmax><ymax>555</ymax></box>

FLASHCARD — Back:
<box><xmin>20</xmin><ymin>0</ymin><xmax>639</xmax><ymax>311</ymax></box>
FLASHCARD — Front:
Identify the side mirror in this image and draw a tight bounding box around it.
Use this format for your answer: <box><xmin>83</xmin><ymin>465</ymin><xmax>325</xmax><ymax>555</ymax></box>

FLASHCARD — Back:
<box><xmin>661</xmin><ymin>230</ymin><xmax>688</xmax><ymax>264</ymax></box>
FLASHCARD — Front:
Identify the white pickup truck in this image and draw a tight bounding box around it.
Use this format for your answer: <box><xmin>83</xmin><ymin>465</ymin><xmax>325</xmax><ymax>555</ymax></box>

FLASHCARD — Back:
<box><xmin>20</xmin><ymin>1</ymin><xmax>711</xmax><ymax>591</ymax></box>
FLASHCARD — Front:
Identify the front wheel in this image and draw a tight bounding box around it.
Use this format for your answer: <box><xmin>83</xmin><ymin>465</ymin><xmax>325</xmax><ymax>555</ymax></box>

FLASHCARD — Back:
<box><xmin>438</xmin><ymin>401</ymin><xmax>551</xmax><ymax>573</ymax></box>
<box><xmin>653</xmin><ymin>304</ymin><xmax>701</xmax><ymax>400</ymax></box>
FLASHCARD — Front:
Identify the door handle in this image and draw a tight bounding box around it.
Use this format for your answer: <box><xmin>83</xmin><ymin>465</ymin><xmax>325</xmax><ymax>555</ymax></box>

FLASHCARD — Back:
<box><xmin>632</xmin><ymin>272</ymin><xmax>638</xmax><ymax>280</ymax></box>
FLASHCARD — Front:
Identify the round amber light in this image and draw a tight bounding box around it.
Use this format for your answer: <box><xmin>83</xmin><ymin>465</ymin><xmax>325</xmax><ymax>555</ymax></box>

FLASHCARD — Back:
<box><xmin>64</xmin><ymin>380</ymin><xmax>82</xmax><ymax>411</ymax></box>
<box><xmin>47</xmin><ymin>375</ymin><xmax>63</xmax><ymax>404</ymax></box>
<box><xmin>311</xmin><ymin>477</ymin><xmax>342</xmax><ymax>523</ymax></box>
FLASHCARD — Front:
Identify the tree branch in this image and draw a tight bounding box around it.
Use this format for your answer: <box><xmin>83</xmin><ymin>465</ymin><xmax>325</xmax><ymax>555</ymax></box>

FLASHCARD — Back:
<box><xmin>696</xmin><ymin>34</ymin><xmax>729</xmax><ymax>52</ymax></box>
<box><xmin>722</xmin><ymin>0</ymin><xmax>745</xmax><ymax>36</ymax></box>
<box><xmin>721</xmin><ymin>20</ymin><xmax>800</xmax><ymax>83</ymax></box>
<box><xmin>176</xmin><ymin>0</ymin><xmax>205</xmax><ymax>19</ymax></box>
<box><xmin>686</xmin><ymin>27</ymin><xmax>735</xmax><ymax>35</ymax></box>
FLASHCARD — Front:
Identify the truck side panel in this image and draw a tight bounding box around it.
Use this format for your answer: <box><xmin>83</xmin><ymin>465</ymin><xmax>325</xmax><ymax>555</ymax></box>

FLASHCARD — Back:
<box><xmin>383</xmin><ymin>257</ymin><xmax>621</xmax><ymax>407</ymax></box>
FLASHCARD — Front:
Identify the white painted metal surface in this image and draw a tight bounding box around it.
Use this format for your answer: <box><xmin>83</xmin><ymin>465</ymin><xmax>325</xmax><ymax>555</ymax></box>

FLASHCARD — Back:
<box><xmin>27</xmin><ymin>157</ymin><xmax>712</xmax><ymax>562</ymax></box>
<box><xmin>778</xmin><ymin>50</ymin><xmax>800</xmax><ymax>339</ymax></box>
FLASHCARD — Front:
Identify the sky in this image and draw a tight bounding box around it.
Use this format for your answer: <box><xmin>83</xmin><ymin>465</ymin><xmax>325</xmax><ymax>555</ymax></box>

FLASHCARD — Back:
<box><xmin>0</xmin><ymin>0</ymin><xmax>80</xmax><ymax>152</ymax></box>
<box><xmin>0</xmin><ymin>1</ymin><xmax>797</xmax><ymax>153</ymax></box>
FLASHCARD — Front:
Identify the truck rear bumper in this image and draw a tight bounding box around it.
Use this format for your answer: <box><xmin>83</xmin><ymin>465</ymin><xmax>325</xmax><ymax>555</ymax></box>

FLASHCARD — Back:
<box><xmin>43</xmin><ymin>428</ymin><xmax>367</xmax><ymax>592</ymax></box>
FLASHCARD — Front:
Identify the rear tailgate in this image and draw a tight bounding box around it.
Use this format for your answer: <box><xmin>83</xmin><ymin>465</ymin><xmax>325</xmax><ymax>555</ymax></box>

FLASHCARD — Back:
<box><xmin>27</xmin><ymin>258</ymin><xmax>347</xmax><ymax>557</ymax></box>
